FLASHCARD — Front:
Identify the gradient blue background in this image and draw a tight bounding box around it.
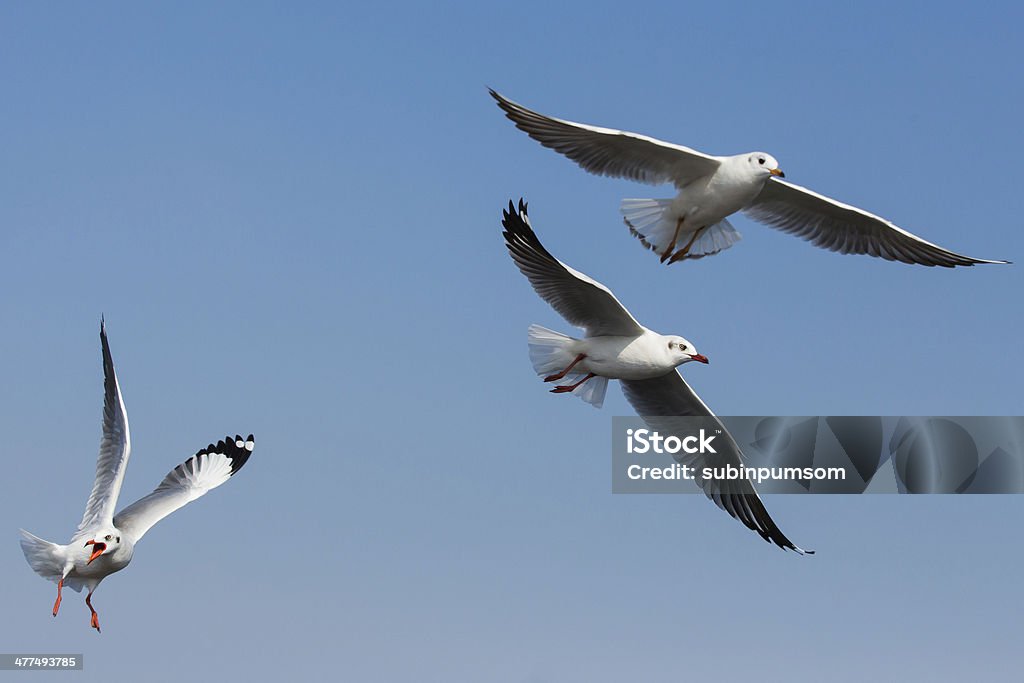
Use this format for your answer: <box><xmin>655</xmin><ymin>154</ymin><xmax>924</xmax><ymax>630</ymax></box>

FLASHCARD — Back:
<box><xmin>1</xmin><ymin>3</ymin><xmax>1021</xmax><ymax>681</ymax></box>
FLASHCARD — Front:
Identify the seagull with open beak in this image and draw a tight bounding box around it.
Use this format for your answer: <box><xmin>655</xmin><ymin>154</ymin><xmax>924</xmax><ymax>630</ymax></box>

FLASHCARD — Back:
<box><xmin>19</xmin><ymin>320</ymin><xmax>254</xmax><ymax>633</ymax></box>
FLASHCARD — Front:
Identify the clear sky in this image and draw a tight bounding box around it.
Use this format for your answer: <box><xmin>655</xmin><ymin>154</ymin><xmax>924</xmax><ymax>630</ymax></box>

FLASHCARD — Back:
<box><xmin>1</xmin><ymin>2</ymin><xmax>1021</xmax><ymax>681</ymax></box>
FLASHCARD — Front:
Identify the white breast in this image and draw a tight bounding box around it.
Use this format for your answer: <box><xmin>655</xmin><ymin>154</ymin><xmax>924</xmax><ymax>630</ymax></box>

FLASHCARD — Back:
<box><xmin>675</xmin><ymin>155</ymin><xmax>766</xmax><ymax>226</ymax></box>
<box><xmin>579</xmin><ymin>333</ymin><xmax>677</xmax><ymax>380</ymax></box>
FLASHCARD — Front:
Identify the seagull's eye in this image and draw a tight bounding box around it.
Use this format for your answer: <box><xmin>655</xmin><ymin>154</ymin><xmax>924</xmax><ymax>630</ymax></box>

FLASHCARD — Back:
<box><xmin>758</xmin><ymin>157</ymin><xmax>765</xmax><ymax>165</ymax></box>
<box><xmin>116</xmin><ymin>536</ymin><xmax>120</xmax><ymax>543</ymax></box>
<box><xmin>104</xmin><ymin>534</ymin><xmax>112</xmax><ymax>541</ymax></box>
<box><xmin>680</xmin><ymin>344</ymin><xmax>688</xmax><ymax>351</ymax></box>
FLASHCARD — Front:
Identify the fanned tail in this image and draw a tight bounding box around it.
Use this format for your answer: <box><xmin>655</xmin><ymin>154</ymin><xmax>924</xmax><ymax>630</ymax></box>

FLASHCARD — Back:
<box><xmin>527</xmin><ymin>324</ymin><xmax>578</xmax><ymax>377</ymax></box>
<box><xmin>573</xmin><ymin>374</ymin><xmax>609</xmax><ymax>409</ymax></box>
<box><xmin>526</xmin><ymin>325</ymin><xmax>607</xmax><ymax>408</ymax></box>
<box><xmin>621</xmin><ymin>199</ymin><xmax>742</xmax><ymax>262</ymax></box>
<box><xmin>19</xmin><ymin>530</ymin><xmax>66</xmax><ymax>584</ymax></box>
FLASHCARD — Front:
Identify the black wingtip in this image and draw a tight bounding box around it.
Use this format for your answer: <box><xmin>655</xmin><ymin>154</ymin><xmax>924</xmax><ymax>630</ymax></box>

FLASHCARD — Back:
<box><xmin>785</xmin><ymin>540</ymin><xmax>814</xmax><ymax>555</ymax></box>
<box><xmin>956</xmin><ymin>257</ymin><xmax>1011</xmax><ymax>267</ymax></box>
<box><xmin>738</xmin><ymin>492</ymin><xmax>813</xmax><ymax>555</ymax></box>
<box><xmin>502</xmin><ymin>198</ymin><xmax>536</xmax><ymax>248</ymax></box>
<box><xmin>489</xmin><ymin>88</ymin><xmax>523</xmax><ymax>120</ymax></box>
<box><xmin>99</xmin><ymin>318</ymin><xmax>115</xmax><ymax>383</ymax></box>
<box><xmin>778</xmin><ymin>535</ymin><xmax>814</xmax><ymax>556</ymax></box>
<box><xmin>501</xmin><ymin>196</ymin><xmax>529</xmax><ymax>230</ymax></box>
<box><xmin>501</xmin><ymin>198</ymin><xmax>522</xmax><ymax>234</ymax></box>
<box><xmin>786</xmin><ymin>541</ymin><xmax>815</xmax><ymax>555</ymax></box>
<box><xmin>501</xmin><ymin>198</ymin><xmax>562</xmax><ymax>268</ymax></box>
<box><xmin>196</xmin><ymin>434</ymin><xmax>255</xmax><ymax>476</ymax></box>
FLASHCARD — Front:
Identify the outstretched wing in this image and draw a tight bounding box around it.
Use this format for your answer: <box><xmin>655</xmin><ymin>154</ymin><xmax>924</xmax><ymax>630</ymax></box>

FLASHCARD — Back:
<box><xmin>114</xmin><ymin>435</ymin><xmax>254</xmax><ymax>542</ymax></box>
<box><xmin>74</xmin><ymin>320</ymin><xmax>132</xmax><ymax>541</ymax></box>
<box><xmin>620</xmin><ymin>372</ymin><xmax>811</xmax><ymax>554</ymax></box>
<box><xmin>744</xmin><ymin>178</ymin><xmax>1008</xmax><ymax>267</ymax></box>
<box><xmin>491</xmin><ymin>89</ymin><xmax>721</xmax><ymax>188</ymax></box>
<box><xmin>503</xmin><ymin>199</ymin><xmax>645</xmax><ymax>337</ymax></box>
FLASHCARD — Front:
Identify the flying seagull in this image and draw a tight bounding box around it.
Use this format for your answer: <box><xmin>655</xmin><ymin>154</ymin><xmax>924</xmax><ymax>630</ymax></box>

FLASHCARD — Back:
<box><xmin>492</xmin><ymin>89</ymin><xmax>1007</xmax><ymax>268</ymax></box>
<box><xmin>19</xmin><ymin>321</ymin><xmax>254</xmax><ymax>632</ymax></box>
<box><xmin>503</xmin><ymin>199</ymin><xmax>811</xmax><ymax>553</ymax></box>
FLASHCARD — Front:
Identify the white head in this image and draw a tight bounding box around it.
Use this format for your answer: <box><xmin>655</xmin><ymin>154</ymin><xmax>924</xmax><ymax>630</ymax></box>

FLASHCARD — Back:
<box><xmin>83</xmin><ymin>530</ymin><xmax>123</xmax><ymax>565</ymax></box>
<box><xmin>666</xmin><ymin>336</ymin><xmax>708</xmax><ymax>366</ymax></box>
<box><xmin>745</xmin><ymin>152</ymin><xmax>784</xmax><ymax>179</ymax></box>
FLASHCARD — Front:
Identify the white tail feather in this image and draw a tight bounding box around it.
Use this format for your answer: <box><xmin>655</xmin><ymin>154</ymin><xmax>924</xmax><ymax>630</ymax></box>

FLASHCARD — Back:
<box><xmin>527</xmin><ymin>324</ymin><xmax>578</xmax><ymax>377</ymax></box>
<box><xmin>620</xmin><ymin>198</ymin><xmax>674</xmax><ymax>235</ymax></box>
<box><xmin>573</xmin><ymin>374</ymin><xmax>609</xmax><ymax>408</ymax></box>
<box><xmin>686</xmin><ymin>218</ymin><xmax>742</xmax><ymax>259</ymax></box>
<box><xmin>19</xmin><ymin>530</ymin><xmax>66</xmax><ymax>584</ymax></box>
<box><xmin>526</xmin><ymin>325</ymin><xmax>608</xmax><ymax>409</ymax></box>
<box><xmin>621</xmin><ymin>198</ymin><xmax>742</xmax><ymax>260</ymax></box>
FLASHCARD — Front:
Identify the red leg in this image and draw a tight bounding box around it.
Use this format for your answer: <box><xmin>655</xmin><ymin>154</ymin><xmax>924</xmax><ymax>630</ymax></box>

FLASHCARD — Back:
<box><xmin>668</xmin><ymin>226</ymin><xmax>707</xmax><ymax>264</ymax></box>
<box><xmin>52</xmin><ymin>578</ymin><xmax>63</xmax><ymax>617</ymax></box>
<box><xmin>86</xmin><ymin>591</ymin><xmax>101</xmax><ymax>633</ymax></box>
<box><xmin>660</xmin><ymin>217</ymin><xmax>685</xmax><ymax>263</ymax></box>
<box><xmin>551</xmin><ymin>372</ymin><xmax>596</xmax><ymax>394</ymax></box>
<box><xmin>544</xmin><ymin>353</ymin><xmax>586</xmax><ymax>382</ymax></box>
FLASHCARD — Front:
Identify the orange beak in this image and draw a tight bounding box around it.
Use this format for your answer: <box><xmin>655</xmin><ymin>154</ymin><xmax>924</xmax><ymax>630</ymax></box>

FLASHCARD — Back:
<box><xmin>769</xmin><ymin>168</ymin><xmax>785</xmax><ymax>178</ymax></box>
<box><xmin>689</xmin><ymin>354</ymin><xmax>709</xmax><ymax>364</ymax></box>
<box><xmin>84</xmin><ymin>540</ymin><xmax>106</xmax><ymax>565</ymax></box>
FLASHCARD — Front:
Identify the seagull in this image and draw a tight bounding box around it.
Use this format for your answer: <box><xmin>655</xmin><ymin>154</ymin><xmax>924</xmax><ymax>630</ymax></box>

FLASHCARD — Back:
<box><xmin>502</xmin><ymin>199</ymin><xmax>811</xmax><ymax>553</ymax></box>
<box><xmin>491</xmin><ymin>89</ymin><xmax>1008</xmax><ymax>268</ymax></box>
<box><xmin>19</xmin><ymin>321</ymin><xmax>254</xmax><ymax>633</ymax></box>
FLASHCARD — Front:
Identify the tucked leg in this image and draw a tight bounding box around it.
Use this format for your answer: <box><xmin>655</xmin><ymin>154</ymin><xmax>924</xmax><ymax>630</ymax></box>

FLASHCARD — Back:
<box><xmin>544</xmin><ymin>353</ymin><xmax>586</xmax><ymax>382</ymax></box>
<box><xmin>669</xmin><ymin>225</ymin><xmax>707</xmax><ymax>264</ymax></box>
<box><xmin>551</xmin><ymin>373</ymin><xmax>596</xmax><ymax>394</ymax></box>
<box><xmin>85</xmin><ymin>590</ymin><xmax>101</xmax><ymax>633</ymax></box>
<box><xmin>52</xmin><ymin>578</ymin><xmax>63</xmax><ymax>617</ymax></box>
<box><xmin>660</xmin><ymin>217</ymin><xmax>685</xmax><ymax>263</ymax></box>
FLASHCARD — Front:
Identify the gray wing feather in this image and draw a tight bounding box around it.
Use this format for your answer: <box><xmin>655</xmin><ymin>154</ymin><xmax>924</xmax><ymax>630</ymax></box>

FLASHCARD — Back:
<box><xmin>744</xmin><ymin>178</ymin><xmax>1008</xmax><ymax>267</ymax></box>
<box><xmin>74</xmin><ymin>320</ymin><xmax>131</xmax><ymax>540</ymax></box>
<box><xmin>491</xmin><ymin>89</ymin><xmax>721</xmax><ymax>188</ymax></box>
<box><xmin>502</xmin><ymin>200</ymin><xmax>645</xmax><ymax>337</ymax></box>
<box><xmin>620</xmin><ymin>371</ymin><xmax>811</xmax><ymax>554</ymax></box>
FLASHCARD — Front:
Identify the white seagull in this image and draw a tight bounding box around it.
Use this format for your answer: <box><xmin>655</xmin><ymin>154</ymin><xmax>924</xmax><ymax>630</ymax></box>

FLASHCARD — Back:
<box><xmin>503</xmin><ymin>199</ymin><xmax>811</xmax><ymax>553</ymax></box>
<box><xmin>19</xmin><ymin>321</ymin><xmax>254</xmax><ymax>632</ymax></box>
<box><xmin>492</xmin><ymin>89</ymin><xmax>1007</xmax><ymax>268</ymax></box>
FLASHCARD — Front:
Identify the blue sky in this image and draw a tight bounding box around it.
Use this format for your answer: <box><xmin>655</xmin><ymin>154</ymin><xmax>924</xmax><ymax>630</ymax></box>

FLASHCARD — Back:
<box><xmin>1</xmin><ymin>2</ymin><xmax>1021</xmax><ymax>681</ymax></box>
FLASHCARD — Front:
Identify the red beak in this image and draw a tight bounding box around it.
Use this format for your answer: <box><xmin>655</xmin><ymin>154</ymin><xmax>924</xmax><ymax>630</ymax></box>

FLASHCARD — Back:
<box><xmin>84</xmin><ymin>540</ymin><xmax>106</xmax><ymax>565</ymax></box>
<box><xmin>689</xmin><ymin>354</ymin><xmax>709</xmax><ymax>364</ymax></box>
